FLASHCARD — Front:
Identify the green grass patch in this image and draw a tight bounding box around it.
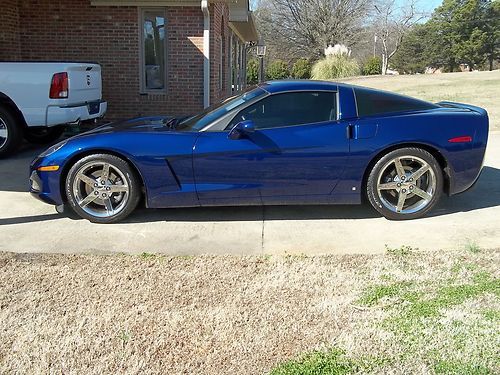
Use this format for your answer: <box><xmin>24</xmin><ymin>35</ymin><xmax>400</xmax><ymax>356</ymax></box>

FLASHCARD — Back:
<box><xmin>384</xmin><ymin>244</ymin><xmax>416</xmax><ymax>257</ymax></box>
<box><xmin>451</xmin><ymin>261</ymin><xmax>478</xmax><ymax>274</ymax></box>
<box><xmin>434</xmin><ymin>360</ymin><xmax>494</xmax><ymax>375</ymax></box>
<box><xmin>464</xmin><ymin>239</ymin><xmax>482</xmax><ymax>253</ymax></box>
<box><xmin>375</xmin><ymin>272</ymin><xmax>500</xmax><ymax>323</ymax></box>
<box><xmin>354</xmin><ymin>270</ymin><xmax>497</xmax><ymax>314</ymax></box>
<box><xmin>358</xmin><ymin>281</ymin><xmax>412</xmax><ymax>306</ymax></box>
<box><xmin>139</xmin><ymin>252</ymin><xmax>157</xmax><ymax>259</ymax></box>
<box><xmin>259</xmin><ymin>254</ymin><xmax>272</xmax><ymax>262</ymax></box>
<box><xmin>408</xmin><ymin>274</ymin><xmax>498</xmax><ymax>318</ymax></box>
<box><xmin>269</xmin><ymin>348</ymin><xmax>389</xmax><ymax>375</ymax></box>
<box><xmin>269</xmin><ymin>349</ymin><xmax>356</xmax><ymax>375</ymax></box>
<box><xmin>481</xmin><ymin>308</ymin><xmax>500</xmax><ymax>322</ymax></box>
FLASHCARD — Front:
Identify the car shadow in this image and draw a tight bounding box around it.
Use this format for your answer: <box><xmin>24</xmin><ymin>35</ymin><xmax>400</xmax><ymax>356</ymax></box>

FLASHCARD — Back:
<box><xmin>121</xmin><ymin>166</ymin><xmax>500</xmax><ymax>223</ymax></box>
<box><xmin>122</xmin><ymin>203</ymin><xmax>380</xmax><ymax>224</ymax></box>
<box><xmin>430</xmin><ymin>166</ymin><xmax>500</xmax><ymax>216</ymax></box>
<box><xmin>0</xmin><ymin>143</ymin><xmax>46</xmax><ymax>192</ymax></box>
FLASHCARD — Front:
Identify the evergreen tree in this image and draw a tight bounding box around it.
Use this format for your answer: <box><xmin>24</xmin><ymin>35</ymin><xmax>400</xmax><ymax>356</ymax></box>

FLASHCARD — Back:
<box><xmin>426</xmin><ymin>0</ymin><xmax>498</xmax><ymax>71</ymax></box>
<box><xmin>483</xmin><ymin>0</ymin><xmax>500</xmax><ymax>70</ymax></box>
<box><xmin>391</xmin><ymin>24</ymin><xmax>430</xmax><ymax>73</ymax></box>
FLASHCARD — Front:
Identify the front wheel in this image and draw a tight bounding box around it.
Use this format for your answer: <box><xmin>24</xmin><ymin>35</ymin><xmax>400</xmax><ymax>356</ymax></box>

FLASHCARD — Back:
<box><xmin>366</xmin><ymin>148</ymin><xmax>443</xmax><ymax>220</ymax></box>
<box><xmin>65</xmin><ymin>154</ymin><xmax>141</xmax><ymax>223</ymax></box>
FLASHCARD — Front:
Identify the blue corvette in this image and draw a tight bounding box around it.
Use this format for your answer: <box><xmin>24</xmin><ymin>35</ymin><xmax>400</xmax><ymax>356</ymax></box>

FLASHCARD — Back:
<box><xmin>30</xmin><ymin>80</ymin><xmax>489</xmax><ymax>223</ymax></box>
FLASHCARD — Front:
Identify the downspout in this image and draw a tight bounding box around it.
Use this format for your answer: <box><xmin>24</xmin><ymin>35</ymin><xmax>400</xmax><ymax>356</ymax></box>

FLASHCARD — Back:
<box><xmin>201</xmin><ymin>0</ymin><xmax>210</xmax><ymax>108</ymax></box>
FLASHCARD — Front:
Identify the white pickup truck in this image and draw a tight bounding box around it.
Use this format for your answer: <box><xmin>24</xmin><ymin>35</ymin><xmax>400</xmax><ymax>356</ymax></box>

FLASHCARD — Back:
<box><xmin>0</xmin><ymin>62</ymin><xmax>107</xmax><ymax>157</ymax></box>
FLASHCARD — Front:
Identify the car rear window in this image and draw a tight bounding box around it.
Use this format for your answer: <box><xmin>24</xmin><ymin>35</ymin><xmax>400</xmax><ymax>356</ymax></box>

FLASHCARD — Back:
<box><xmin>354</xmin><ymin>87</ymin><xmax>437</xmax><ymax>118</ymax></box>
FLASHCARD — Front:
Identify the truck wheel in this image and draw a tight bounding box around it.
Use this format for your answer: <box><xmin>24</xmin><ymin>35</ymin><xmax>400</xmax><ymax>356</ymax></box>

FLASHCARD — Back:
<box><xmin>24</xmin><ymin>125</ymin><xmax>65</xmax><ymax>145</ymax></box>
<box><xmin>0</xmin><ymin>106</ymin><xmax>23</xmax><ymax>158</ymax></box>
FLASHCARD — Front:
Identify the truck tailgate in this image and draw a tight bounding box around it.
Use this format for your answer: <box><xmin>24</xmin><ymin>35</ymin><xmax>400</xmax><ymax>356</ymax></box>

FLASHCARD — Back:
<box><xmin>67</xmin><ymin>64</ymin><xmax>102</xmax><ymax>103</ymax></box>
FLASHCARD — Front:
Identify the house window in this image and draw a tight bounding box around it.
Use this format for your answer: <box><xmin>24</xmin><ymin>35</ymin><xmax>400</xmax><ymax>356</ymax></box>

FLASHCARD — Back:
<box><xmin>140</xmin><ymin>9</ymin><xmax>166</xmax><ymax>92</ymax></box>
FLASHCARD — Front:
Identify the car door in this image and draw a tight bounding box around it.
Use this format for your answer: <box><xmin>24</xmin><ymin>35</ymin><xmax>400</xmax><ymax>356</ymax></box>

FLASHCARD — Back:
<box><xmin>192</xmin><ymin>91</ymin><xmax>350</xmax><ymax>205</ymax></box>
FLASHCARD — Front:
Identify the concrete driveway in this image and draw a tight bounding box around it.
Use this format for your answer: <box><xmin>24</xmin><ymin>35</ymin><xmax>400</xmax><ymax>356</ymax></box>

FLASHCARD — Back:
<box><xmin>1</xmin><ymin>133</ymin><xmax>499</xmax><ymax>255</ymax></box>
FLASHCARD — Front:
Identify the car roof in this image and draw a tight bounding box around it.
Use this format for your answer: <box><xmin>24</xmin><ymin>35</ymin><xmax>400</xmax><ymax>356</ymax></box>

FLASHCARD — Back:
<box><xmin>258</xmin><ymin>80</ymin><xmax>343</xmax><ymax>93</ymax></box>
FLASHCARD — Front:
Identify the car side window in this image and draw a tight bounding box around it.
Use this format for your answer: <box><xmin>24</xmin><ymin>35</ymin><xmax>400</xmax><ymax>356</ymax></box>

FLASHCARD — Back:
<box><xmin>354</xmin><ymin>87</ymin><xmax>437</xmax><ymax>117</ymax></box>
<box><xmin>227</xmin><ymin>91</ymin><xmax>337</xmax><ymax>130</ymax></box>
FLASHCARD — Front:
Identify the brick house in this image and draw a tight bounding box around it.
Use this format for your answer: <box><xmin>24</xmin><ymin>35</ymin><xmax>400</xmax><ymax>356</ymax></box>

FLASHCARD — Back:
<box><xmin>0</xmin><ymin>0</ymin><xmax>258</xmax><ymax>120</ymax></box>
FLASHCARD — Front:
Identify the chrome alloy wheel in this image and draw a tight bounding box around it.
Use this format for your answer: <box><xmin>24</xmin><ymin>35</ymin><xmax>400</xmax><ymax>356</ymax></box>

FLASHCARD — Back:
<box><xmin>0</xmin><ymin>117</ymin><xmax>8</xmax><ymax>149</ymax></box>
<box><xmin>376</xmin><ymin>155</ymin><xmax>436</xmax><ymax>214</ymax></box>
<box><xmin>72</xmin><ymin>161</ymin><xmax>129</xmax><ymax>218</ymax></box>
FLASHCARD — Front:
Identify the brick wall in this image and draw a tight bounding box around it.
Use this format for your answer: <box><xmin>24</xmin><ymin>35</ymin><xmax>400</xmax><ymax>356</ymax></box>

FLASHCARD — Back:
<box><xmin>1</xmin><ymin>0</ymin><xmax>236</xmax><ymax>120</ymax></box>
<box><xmin>0</xmin><ymin>0</ymin><xmax>21</xmax><ymax>61</ymax></box>
<box><xmin>11</xmin><ymin>0</ymin><xmax>205</xmax><ymax>119</ymax></box>
<box><xmin>210</xmin><ymin>2</ymin><xmax>230</xmax><ymax>104</ymax></box>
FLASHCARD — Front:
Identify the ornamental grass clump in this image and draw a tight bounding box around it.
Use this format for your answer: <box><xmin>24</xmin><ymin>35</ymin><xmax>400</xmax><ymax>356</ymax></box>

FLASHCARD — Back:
<box><xmin>312</xmin><ymin>43</ymin><xmax>360</xmax><ymax>80</ymax></box>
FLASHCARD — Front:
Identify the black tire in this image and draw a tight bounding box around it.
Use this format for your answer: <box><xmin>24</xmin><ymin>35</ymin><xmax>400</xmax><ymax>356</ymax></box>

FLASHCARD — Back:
<box><xmin>24</xmin><ymin>125</ymin><xmax>65</xmax><ymax>145</ymax></box>
<box><xmin>366</xmin><ymin>147</ymin><xmax>443</xmax><ymax>220</ymax></box>
<box><xmin>65</xmin><ymin>154</ymin><xmax>141</xmax><ymax>223</ymax></box>
<box><xmin>0</xmin><ymin>105</ymin><xmax>23</xmax><ymax>158</ymax></box>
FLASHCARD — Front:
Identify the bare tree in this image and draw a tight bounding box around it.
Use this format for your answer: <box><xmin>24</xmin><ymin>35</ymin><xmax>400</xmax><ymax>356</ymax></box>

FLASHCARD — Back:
<box><xmin>255</xmin><ymin>0</ymin><xmax>370</xmax><ymax>61</ymax></box>
<box><xmin>372</xmin><ymin>0</ymin><xmax>425</xmax><ymax>74</ymax></box>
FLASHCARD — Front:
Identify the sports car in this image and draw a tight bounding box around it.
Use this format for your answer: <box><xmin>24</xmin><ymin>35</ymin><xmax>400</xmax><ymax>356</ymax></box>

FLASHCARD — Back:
<box><xmin>30</xmin><ymin>80</ymin><xmax>489</xmax><ymax>223</ymax></box>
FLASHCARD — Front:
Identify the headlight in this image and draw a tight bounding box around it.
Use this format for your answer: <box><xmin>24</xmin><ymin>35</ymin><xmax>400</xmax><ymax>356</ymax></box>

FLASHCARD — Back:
<box><xmin>38</xmin><ymin>140</ymin><xmax>68</xmax><ymax>158</ymax></box>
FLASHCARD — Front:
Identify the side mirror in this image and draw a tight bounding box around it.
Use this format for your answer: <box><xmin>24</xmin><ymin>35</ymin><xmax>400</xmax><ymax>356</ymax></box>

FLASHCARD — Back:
<box><xmin>228</xmin><ymin>120</ymin><xmax>256</xmax><ymax>140</ymax></box>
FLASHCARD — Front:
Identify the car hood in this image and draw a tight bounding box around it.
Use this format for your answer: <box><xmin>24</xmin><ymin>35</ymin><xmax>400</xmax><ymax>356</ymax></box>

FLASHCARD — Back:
<box><xmin>79</xmin><ymin>116</ymin><xmax>179</xmax><ymax>136</ymax></box>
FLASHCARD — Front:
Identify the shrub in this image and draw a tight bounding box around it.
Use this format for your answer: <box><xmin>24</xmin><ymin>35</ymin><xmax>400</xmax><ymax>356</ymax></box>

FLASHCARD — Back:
<box><xmin>311</xmin><ymin>55</ymin><xmax>360</xmax><ymax>80</ymax></box>
<box><xmin>266</xmin><ymin>60</ymin><xmax>290</xmax><ymax>80</ymax></box>
<box><xmin>246</xmin><ymin>59</ymin><xmax>259</xmax><ymax>85</ymax></box>
<box><xmin>362</xmin><ymin>56</ymin><xmax>382</xmax><ymax>75</ymax></box>
<box><xmin>291</xmin><ymin>58</ymin><xmax>312</xmax><ymax>79</ymax></box>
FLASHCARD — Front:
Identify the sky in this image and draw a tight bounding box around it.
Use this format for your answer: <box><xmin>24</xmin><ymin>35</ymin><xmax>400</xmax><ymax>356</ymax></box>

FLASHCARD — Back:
<box><xmin>410</xmin><ymin>0</ymin><xmax>443</xmax><ymax>15</ymax></box>
<box><xmin>251</xmin><ymin>0</ymin><xmax>444</xmax><ymax>14</ymax></box>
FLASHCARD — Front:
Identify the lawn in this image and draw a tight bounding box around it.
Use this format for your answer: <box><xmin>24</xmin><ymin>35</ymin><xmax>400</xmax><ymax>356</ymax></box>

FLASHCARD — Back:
<box><xmin>1</xmin><ymin>71</ymin><xmax>499</xmax><ymax>375</ymax></box>
<box><xmin>1</xmin><ymin>248</ymin><xmax>498</xmax><ymax>374</ymax></box>
<box><xmin>341</xmin><ymin>70</ymin><xmax>500</xmax><ymax>131</ymax></box>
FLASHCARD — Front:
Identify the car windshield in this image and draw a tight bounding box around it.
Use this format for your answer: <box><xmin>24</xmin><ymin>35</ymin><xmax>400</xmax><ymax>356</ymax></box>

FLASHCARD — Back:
<box><xmin>174</xmin><ymin>87</ymin><xmax>267</xmax><ymax>131</ymax></box>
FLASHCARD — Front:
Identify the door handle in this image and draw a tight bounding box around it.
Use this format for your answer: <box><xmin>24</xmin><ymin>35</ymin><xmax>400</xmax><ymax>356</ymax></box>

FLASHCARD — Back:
<box><xmin>347</xmin><ymin>124</ymin><xmax>378</xmax><ymax>140</ymax></box>
<box><xmin>346</xmin><ymin>124</ymin><xmax>354</xmax><ymax>139</ymax></box>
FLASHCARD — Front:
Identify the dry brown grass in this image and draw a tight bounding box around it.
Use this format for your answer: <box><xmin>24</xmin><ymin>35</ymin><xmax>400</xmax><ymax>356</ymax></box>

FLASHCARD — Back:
<box><xmin>340</xmin><ymin>70</ymin><xmax>500</xmax><ymax>130</ymax></box>
<box><xmin>0</xmin><ymin>249</ymin><xmax>498</xmax><ymax>374</ymax></box>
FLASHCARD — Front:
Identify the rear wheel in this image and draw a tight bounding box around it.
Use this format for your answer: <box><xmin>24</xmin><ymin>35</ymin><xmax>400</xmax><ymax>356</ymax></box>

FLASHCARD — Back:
<box><xmin>65</xmin><ymin>154</ymin><xmax>141</xmax><ymax>223</ymax></box>
<box><xmin>24</xmin><ymin>125</ymin><xmax>65</xmax><ymax>145</ymax></box>
<box><xmin>366</xmin><ymin>148</ymin><xmax>443</xmax><ymax>220</ymax></box>
<box><xmin>0</xmin><ymin>105</ymin><xmax>23</xmax><ymax>158</ymax></box>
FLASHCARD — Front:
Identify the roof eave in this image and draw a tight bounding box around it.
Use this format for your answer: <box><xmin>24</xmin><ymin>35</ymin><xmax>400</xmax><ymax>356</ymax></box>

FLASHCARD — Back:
<box><xmin>229</xmin><ymin>12</ymin><xmax>258</xmax><ymax>43</ymax></box>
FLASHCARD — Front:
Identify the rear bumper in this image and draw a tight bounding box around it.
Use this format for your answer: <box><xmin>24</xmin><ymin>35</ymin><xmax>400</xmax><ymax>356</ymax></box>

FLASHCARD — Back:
<box><xmin>45</xmin><ymin>100</ymin><xmax>107</xmax><ymax>126</ymax></box>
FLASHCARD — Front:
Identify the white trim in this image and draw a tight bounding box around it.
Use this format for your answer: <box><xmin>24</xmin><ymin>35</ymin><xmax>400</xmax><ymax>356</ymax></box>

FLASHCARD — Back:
<box><xmin>201</xmin><ymin>0</ymin><xmax>210</xmax><ymax>108</ymax></box>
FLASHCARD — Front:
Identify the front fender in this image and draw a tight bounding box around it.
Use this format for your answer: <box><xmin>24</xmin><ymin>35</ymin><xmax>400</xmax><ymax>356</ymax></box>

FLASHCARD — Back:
<box><xmin>31</xmin><ymin>131</ymin><xmax>199</xmax><ymax>208</ymax></box>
